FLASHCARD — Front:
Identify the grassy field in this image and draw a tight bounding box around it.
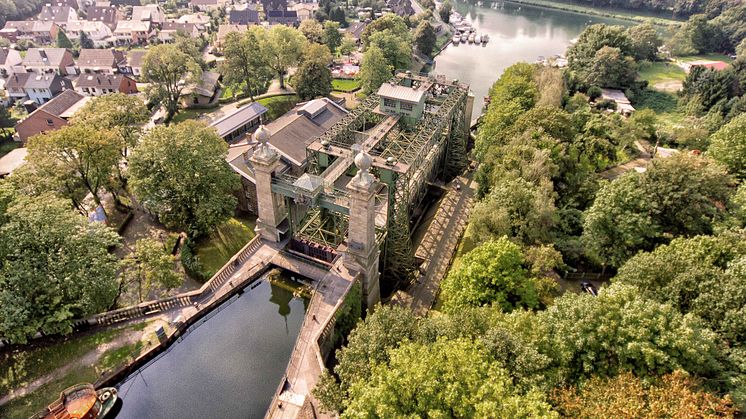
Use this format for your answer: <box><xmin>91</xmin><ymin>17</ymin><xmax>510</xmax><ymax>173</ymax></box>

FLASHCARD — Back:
<box><xmin>637</xmin><ymin>61</ymin><xmax>686</xmax><ymax>85</ymax></box>
<box><xmin>257</xmin><ymin>94</ymin><xmax>299</xmax><ymax>121</ymax></box>
<box><xmin>633</xmin><ymin>89</ymin><xmax>685</xmax><ymax>128</ymax></box>
<box><xmin>170</xmin><ymin>108</ymin><xmax>213</xmax><ymax>124</ymax></box>
<box><xmin>332</xmin><ymin>78</ymin><xmax>361</xmax><ymax>92</ymax></box>
<box><xmin>194</xmin><ymin>216</ymin><xmax>257</xmax><ymax>276</ymax></box>
<box><xmin>0</xmin><ymin>138</ymin><xmax>20</xmax><ymax>158</ymax></box>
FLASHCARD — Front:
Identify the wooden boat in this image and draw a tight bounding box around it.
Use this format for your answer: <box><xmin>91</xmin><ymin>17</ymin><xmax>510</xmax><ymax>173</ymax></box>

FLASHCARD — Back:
<box><xmin>33</xmin><ymin>383</ymin><xmax>118</xmax><ymax>419</ymax></box>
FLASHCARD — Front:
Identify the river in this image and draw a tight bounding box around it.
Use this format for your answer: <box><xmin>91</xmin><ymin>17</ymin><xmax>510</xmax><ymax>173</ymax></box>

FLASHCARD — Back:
<box><xmin>113</xmin><ymin>274</ymin><xmax>308</xmax><ymax>419</ymax></box>
<box><xmin>432</xmin><ymin>1</ymin><xmax>632</xmax><ymax>116</ymax></box>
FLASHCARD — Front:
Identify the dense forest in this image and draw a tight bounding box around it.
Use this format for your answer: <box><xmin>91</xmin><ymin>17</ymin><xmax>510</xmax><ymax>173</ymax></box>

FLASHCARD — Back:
<box><xmin>0</xmin><ymin>0</ymin><xmax>52</xmax><ymax>26</ymax></box>
<box><xmin>532</xmin><ymin>0</ymin><xmax>741</xmax><ymax>18</ymax></box>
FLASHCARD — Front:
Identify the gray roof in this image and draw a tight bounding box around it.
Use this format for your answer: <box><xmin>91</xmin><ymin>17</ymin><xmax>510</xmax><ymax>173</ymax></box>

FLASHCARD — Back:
<box><xmin>2</xmin><ymin>21</ymin><xmax>56</xmax><ymax>33</ymax></box>
<box><xmin>77</xmin><ymin>49</ymin><xmax>125</xmax><ymax>68</ymax></box>
<box><xmin>5</xmin><ymin>73</ymin><xmax>30</xmax><ymax>89</ymax></box>
<box><xmin>34</xmin><ymin>89</ymin><xmax>85</xmax><ymax>116</ymax></box>
<box><xmin>347</xmin><ymin>22</ymin><xmax>367</xmax><ymax>39</ymax></box>
<box><xmin>377</xmin><ymin>82</ymin><xmax>426</xmax><ymax>103</ymax></box>
<box><xmin>185</xmin><ymin>71</ymin><xmax>220</xmax><ymax>97</ymax></box>
<box><xmin>0</xmin><ymin>148</ymin><xmax>28</xmax><ymax>177</ymax></box>
<box><xmin>85</xmin><ymin>5</ymin><xmax>118</xmax><ymax>26</ymax></box>
<box><xmin>210</xmin><ymin>102</ymin><xmax>268</xmax><ymax>138</ymax></box>
<box><xmin>24</xmin><ymin>73</ymin><xmax>71</xmax><ymax>90</ymax></box>
<box><xmin>22</xmin><ymin>48</ymin><xmax>70</xmax><ymax>67</ymax></box>
<box><xmin>229</xmin><ymin>6</ymin><xmax>259</xmax><ymax>25</ymax></box>
<box><xmin>37</xmin><ymin>5</ymin><xmax>76</xmax><ymax>23</ymax></box>
<box><xmin>75</xmin><ymin>73</ymin><xmax>132</xmax><ymax>88</ymax></box>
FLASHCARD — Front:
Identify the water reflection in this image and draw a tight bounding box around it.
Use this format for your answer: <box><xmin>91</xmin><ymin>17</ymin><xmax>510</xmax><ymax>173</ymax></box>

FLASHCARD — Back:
<box><xmin>115</xmin><ymin>274</ymin><xmax>308</xmax><ymax>419</ymax></box>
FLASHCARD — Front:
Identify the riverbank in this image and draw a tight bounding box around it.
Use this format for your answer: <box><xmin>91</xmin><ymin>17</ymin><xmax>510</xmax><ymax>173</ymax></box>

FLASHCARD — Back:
<box><xmin>504</xmin><ymin>0</ymin><xmax>681</xmax><ymax>26</ymax></box>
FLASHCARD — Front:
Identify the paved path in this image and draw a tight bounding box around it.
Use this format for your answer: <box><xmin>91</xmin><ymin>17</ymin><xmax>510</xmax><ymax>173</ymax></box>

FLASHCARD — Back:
<box><xmin>390</xmin><ymin>172</ymin><xmax>476</xmax><ymax>315</ymax></box>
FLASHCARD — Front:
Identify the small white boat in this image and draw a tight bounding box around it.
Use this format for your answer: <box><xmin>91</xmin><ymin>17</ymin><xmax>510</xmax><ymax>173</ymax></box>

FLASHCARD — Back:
<box><xmin>474</xmin><ymin>34</ymin><xmax>481</xmax><ymax>43</ymax></box>
<box><xmin>460</xmin><ymin>33</ymin><xmax>468</xmax><ymax>42</ymax></box>
<box><xmin>468</xmin><ymin>33</ymin><xmax>475</xmax><ymax>43</ymax></box>
<box><xmin>481</xmin><ymin>34</ymin><xmax>489</xmax><ymax>43</ymax></box>
<box><xmin>452</xmin><ymin>34</ymin><xmax>460</xmax><ymax>44</ymax></box>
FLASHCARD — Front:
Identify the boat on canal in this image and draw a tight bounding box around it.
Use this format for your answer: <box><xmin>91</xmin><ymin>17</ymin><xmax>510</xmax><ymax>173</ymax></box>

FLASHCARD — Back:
<box><xmin>468</xmin><ymin>33</ymin><xmax>476</xmax><ymax>43</ymax></box>
<box><xmin>452</xmin><ymin>33</ymin><xmax>461</xmax><ymax>44</ymax></box>
<box><xmin>33</xmin><ymin>384</ymin><xmax>118</xmax><ymax>419</ymax></box>
<box><xmin>481</xmin><ymin>33</ymin><xmax>489</xmax><ymax>43</ymax></box>
<box><xmin>460</xmin><ymin>32</ymin><xmax>468</xmax><ymax>42</ymax></box>
<box><xmin>474</xmin><ymin>34</ymin><xmax>482</xmax><ymax>43</ymax></box>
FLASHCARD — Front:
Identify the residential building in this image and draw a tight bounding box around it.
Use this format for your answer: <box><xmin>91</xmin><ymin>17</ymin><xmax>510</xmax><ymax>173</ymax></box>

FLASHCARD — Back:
<box><xmin>63</xmin><ymin>20</ymin><xmax>114</xmax><ymax>47</ymax></box>
<box><xmin>23</xmin><ymin>73</ymin><xmax>73</xmax><ymax>104</ymax></box>
<box><xmin>118</xmin><ymin>50</ymin><xmax>145</xmax><ymax>78</ymax></box>
<box><xmin>131</xmin><ymin>5</ymin><xmax>166</xmax><ymax>26</ymax></box>
<box><xmin>211</xmin><ymin>101</ymin><xmax>267</xmax><ymax>142</ymax></box>
<box><xmin>229</xmin><ymin>5</ymin><xmax>260</xmax><ymax>25</ymax></box>
<box><xmin>0</xmin><ymin>21</ymin><xmax>60</xmax><ymax>44</ymax></box>
<box><xmin>85</xmin><ymin>5</ymin><xmax>120</xmax><ymax>29</ymax></box>
<box><xmin>226</xmin><ymin>98</ymin><xmax>347</xmax><ymax>213</ymax></box>
<box><xmin>216</xmin><ymin>24</ymin><xmax>246</xmax><ymax>50</ymax></box>
<box><xmin>14</xmin><ymin>90</ymin><xmax>87</xmax><ymax>141</ymax></box>
<box><xmin>37</xmin><ymin>4</ymin><xmax>79</xmax><ymax>28</ymax></box>
<box><xmin>0</xmin><ymin>48</ymin><xmax>23</xmax><ymax>77</ymax></box>
<box><xmin>291</xmin><ymin>3</ymin><xmax>317</xmax><ymax>21</ymax></box>
<box><xmin>77</xmin><ymin>48</ymin><xmax>126</xmax><ymax>74</ymax></box>
<box><xmin>345</xmin><ymin>21</ymin><xmax>367</xmax><ymax>45</ymax></box>
<box><xmin>158</xmin><ymin>22</ymin><xmax>199</xmax><ymax>42</ymax></box>
<box><xmin>113</xmin><ymin>20</ymin><xmax>152</xmax><ymax>45</ymax></box>
<box><xmin>74</xmin><ymin>73</ymin><xmax>138</xmax><ymax>96</ymax></box>
<box><xmin>177</xmin><ymin>13</ymin><xmax>211</xmax><ymax>31</ymax></box>
<box><xmin>190</xmin><ymin>0</ymin><xmax>227</xmax><ymax>11</ymax></box>
<box><xmin>22</xmin><ymin>48</ymin><xmax>76</xmax><ymax>76</ymax></box>
<box><xmin>182</xmin><ymin>71</ymin><xmax>220</xmax><ymax>107</ymax></box>
<box><xmin>267</xmin><ymin>10</ymin><xmax>298</xmax><ymax>25</ymax></box>
<box><xmin>5</xmin><ymin>73</ymin><xmax>31</xmax><ymax>103</ymax></box>
<box><xmin>0</xmin><ymin>148</ymin><xmax>28</xmax><ymax>178</ymax></box>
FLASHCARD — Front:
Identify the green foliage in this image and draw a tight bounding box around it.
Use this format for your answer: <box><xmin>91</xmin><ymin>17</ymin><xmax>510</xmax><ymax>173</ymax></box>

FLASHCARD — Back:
<box><xmin>333</xmin><ymin>281</ymin><xmax>361</xmax><ymax>346</ymax></box>
<box><xmin>128</xmin><ymin>120</ymin><xmax>239</xmax><ymax>237</ymax></box>
<box><xmin>708</xmin><ymin>113</ymin><xmax>746</xmax><ymax>179</ymax></box>
<box><xmin>180</xmin><ymin>238</ymin><xmax>210</xmax><ymax>282</ymax></box>
<box><xmin>322</xmin><ymin>20</ymin><xmax>342</xmax><ymax>53</ymax></box>
<box><xmin>344</xmin><ymin>338</ymin><xmax>557</xmax><ymax>418</ymax></box>
<box><xmin>567</xmin><ymin>24</ymin><xmax>633</xmax><ymax>73</ymax></box>
<box><xmin>79</xmin><ymin>31</ymin><xmax>93</xmax><ymax>50</ymax></box>
<box><xmin>626</xmin><ymin>22</ymin><xmax>662</xmax><ymax>61</ymax></box>
<box><xmin>441</xmin><ymin>238</ymin><xmax>541</xmax><ymax>312</ymax></box>
<box><xmin>439</xmin><ymin>0</ymin><xmax>452</xmax><ymax>23</ymax></box>
<box><xmin>72</xmin><ymin>93</ymin><xmax>149</xmax><ymax>154</ymax></box>
<box><xmin>141</xmin><ymin>43</ymin><xmax>201</xmax><ymax>123</ymax></box>
<box><xmin>219</xmin><ymin>28</ymin><xmax>273</xmax><ymax>101</ymax></box>
<box><xmin>261</xmin><ymin>25</ymin><xmax>308</xmax><ymax>89</ymax></box>
<box><xmin>299</xmin><ymin>19</ymin><xmax>323</xmax><ymax>43</ymax></box>
<box><xmin>357</xmin><ymin>45</ymin><xmax>392</xmax><ymax>94</ymax></box>
<box><xmin>124</xmin><ymin>238</ymin><xmax>182</xmax><ymax>302</ymax></box>
<box><xmin>413</xmin><ymin>20</ymin><xmax>436</xmax><ymax>56</ymax></box>
<box><xmin>670</xmin><ymin>14</ymin><xmax>728</xmax><ymax>56</ymax></box>
<box><xmin>582</xmin><ymin>154</ymin><xmax>734</xmax><ymax>267</ymax></box>
<box><xmin>0</xmin><ymin>195</ymin><xmax>120</xmax><ymax>343</ymax></box>
<box><xmin>56</xmin><ymin>30</ymin><xmax>72</xmax><ymax>49</ymax></box>
<box><xmin>295</xmin><ymin>45</ymin><xmax>333</xmax><ymax>100</ymax></box>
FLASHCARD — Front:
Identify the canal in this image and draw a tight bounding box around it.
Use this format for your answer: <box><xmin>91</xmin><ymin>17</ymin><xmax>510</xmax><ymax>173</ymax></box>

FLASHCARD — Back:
<box><xmin>114</xmin><ymin>273</ymin><xmax>308</xmax><ymax>419</ymax></box>
<box><xmin>433</xmin><ymin>1</ymin><xmax>632</xmax><ymax>116</ymax></box>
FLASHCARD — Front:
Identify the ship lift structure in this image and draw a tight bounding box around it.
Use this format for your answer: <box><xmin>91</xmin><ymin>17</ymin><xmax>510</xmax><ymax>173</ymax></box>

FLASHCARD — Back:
<box><xmin>269</xmin><ymin>72</ymin><xmax>473</xmax><ymax>289</ymax></box>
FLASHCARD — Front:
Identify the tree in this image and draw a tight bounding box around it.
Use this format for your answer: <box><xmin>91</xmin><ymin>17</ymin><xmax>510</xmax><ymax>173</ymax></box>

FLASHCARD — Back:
<box><xmin>322</xmin><ymin>20</ymin><xmax>342</xmax><ymax>54</ymax></box>
<box><xmin>294</xmin><ymin>44</ymin><xmax>333</xmax><ymax>100</ymax></box>
<box><xmin>141</xmin><ymin>43</ymin><xmax>201</xmax><ymax>123</ymax></box>
<box><xmin>260</xmin><ymin>25</ymin><xmax>307</xmax><ymax>89</ymax></box>
<box><xmin>626</xmin><ymin>22</ymin><xmax>662</xmax><ymax>61</ymax></box>
<box><xmin>338</xmin><ymin>35</ymin><xmax>356</xmax><ymax>60</ymax></box>
<box><xmin>344</xmin><ymin>338</ymin><xmax>557</xmax><ymax>418</ymax></box>
<box><xmin>581</xmin><ymin>46</ymin><xmax>638</xmax><ymax>89</ymax></box>
<box><xmin>329</xmin><ymin>6</ymin><xmax>347</xmax><ymax>27</ymax></box>
<box><xmin>582</xmin><ymin>154</ymin><xmax>734</xmax><ymax>267</ymax></box>
<box><xmin>26</xmin><ymin>124</ymin><xmax>121</xmax><ymax>211</ymax></box>
<box><xmin>124</xmin><ymin>238</ymin><xmax>182</xmax><ymax>303</ymax></box>
<box><xmin>738</xmin><ymin>38</ymin><xmax>746</xmax><ymax>59</ymax></box>
<box><xmin>413</xmin><ymin>20</ymin><xmax>436</xmax><ymax>56</ymax></box>
<box><xmin>0</xmin><ymin>195</ymin><xmax>120</xmax><ymax>343</ymax></box>
<box><xmin>72</xmin><ymin>93</ymin><xmax>149</xmax><ymax>157</ymax></box>
<box><xmin>553</xmin><ymin>371</ymin><xmax>737</xmax><ymax>418</ymax></box>
<box><xmin>360</xmin><ymin>14</ymin><xmax>410</xmax><ymax>48</ymax></box>
<box><xmin>79</xmin><ymin>31</ymin><xmax>94</xmax><ymax>49</ymax></box>
<box><xmin>56</xmin><ymin>29</ymin><xmax>72</xmax><ymax>49</ymax></box>
<box><xmin>439</xmin><ymin>0</ymin><xmax>452</xmax><ymax>23</ymax></box>
<box><xmin>367</xmin><ymin>30</ymin><xmax>411</xmax><ymax>70</ymax></box>
<box><xmin>128</xmin><ymin>121</ymin><xmax>239</xmax><ymax>237</ymax></box>
<box><xmin>299</xmin><ymin>19</ymin><xmax>324</xmax><ymax>43</ymax></box>
<box><xmin>220</xmin><ymin>28</ymin><xmax>273</xmax><ymax>100</ymax></box>
<box><xmin>441</xmin><ymin>238</ymin><xmax>541</xmax><ymax>312</ymax></box>
<box><xmin>0</xmin><ymin>104</ymin><xmax>13</xmax><ymax>140</ymax></box>
<box><xmin>357</xmin><ymin>45</ymin><xmax>392</xmax><ymax>94</ymax></box>
<box><xmin>567</xmin><ymin>24</ymin><xmax>634</xmax><ymax>73</ymax></box>
<box><xmin>708</xmin><ymin>113</ymin><xmax>746</xmax><ymax>179</ymax></box>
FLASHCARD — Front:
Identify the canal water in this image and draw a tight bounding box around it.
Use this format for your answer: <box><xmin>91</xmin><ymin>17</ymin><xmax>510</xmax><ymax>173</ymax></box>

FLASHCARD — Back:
<box><xmin>433</xmin><ymin>1</ymin><xmax>632</xmax><ymax>116</ymax></box>
<box><xmin>114</xmin><ymin>274</ymin><xmax>308</xmax><ymax>419</ymax></box>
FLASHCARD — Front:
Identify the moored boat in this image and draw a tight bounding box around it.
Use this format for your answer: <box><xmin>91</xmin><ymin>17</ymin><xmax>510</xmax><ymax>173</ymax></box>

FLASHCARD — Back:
<box><xmin>481</xmin><ymin>33</ymin><xmax>489</xmax><ymax>43</ymax></box>
<box><xmin>468</xmin><ymin>33</ymin><xmax>476</xmax><ymax>43</ymax></box>
<box><xmin>460</xmin><ymin>32</ymin><xmax>468</xmax><ymax>42</ymax></box>
<box><xmin>452</xmin><ymin>34</ymin><xmax>461</xmax><ymax>44</ymax></box>
<box><xmin>33</xmin><ymin>384</ymin><xmax>118</xmax><ymax>419</ymax></box>
<box><xmin>474</xmin><ymin>34</ymin><xmax>481</xmax><ymax>43</ymax></box>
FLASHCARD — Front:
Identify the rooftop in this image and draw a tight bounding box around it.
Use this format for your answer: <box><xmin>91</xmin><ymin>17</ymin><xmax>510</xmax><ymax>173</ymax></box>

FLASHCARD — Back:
<box><xmin>22</xmin><ymin>48</ymin><xmax>70</xmax><ymax>67</ymax></box>
<box><xmin>210</xmin><ymin>102</ymin><xmax>268</xmax><ymax>138</ymax></box>
<box><xmin>32</xmin><ymin>89</ymin><xmax>86</xmax><ymax>116</ymax></box>
<box><xmin>0</xmin><ymin>148</ymin><xmax>28</xmax><ymax>177</ymax></box>
<box><xmin>377</xmin><ymin>82</ymin><xmax>426</xmax><ymax>103</ymax></box>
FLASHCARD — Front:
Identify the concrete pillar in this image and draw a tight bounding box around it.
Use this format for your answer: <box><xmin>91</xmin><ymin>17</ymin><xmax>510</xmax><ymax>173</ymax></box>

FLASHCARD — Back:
<box><xmin>465</xmin><ymin>91</ymin><xmax>475</xmax><ymax>128</ymax></box>
<box><xmin>344</xmin><ymin>152</ymin><xmax>381</xmax><ymax>308</ymax></box>
<box><xmin>249</xmin><ymin>125</ymin><xmax>285</xmax><ymax>242</ymax></box>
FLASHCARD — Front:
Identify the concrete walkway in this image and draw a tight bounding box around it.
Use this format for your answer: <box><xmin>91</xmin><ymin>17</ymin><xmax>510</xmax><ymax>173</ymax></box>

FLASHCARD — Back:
<box><xmin>390</xmin><ymin>172</ymin><xmax>476</xmax><ymax>315</ymax></box>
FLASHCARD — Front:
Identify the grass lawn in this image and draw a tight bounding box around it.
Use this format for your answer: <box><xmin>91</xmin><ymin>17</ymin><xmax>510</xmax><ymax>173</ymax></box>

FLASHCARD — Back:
<box><xmin>637</xmin><ymin>61</ymin><xmax>686</xmax><ymax>86</ymax></box>
<box><xmin>170</xmin><ymin>108</ymin><xmax>213</xmax><ymax>124</ymax></box>
<box><xmin>0</xmin><ymin>138</ymin><xmax>20</xmax><ymax>158</ymax></box>
<box><xmin>677</xmin><ymin>53</ymin><xmax>734</xmax><ymax>64</ymax></box>
<box><xmin>257</xmin><ymin>94</ymin><xmax>299</xmax><ymax>121</ymax></box>
<box><xmin>194</xmin><ymin>216</ymin><xmax>257</xmax><ymax>277</ymax></box>
<box><xmin>633</xmin><ymin>89</ymin><xmax>685</xmax><ymax>128</ymax></box>
<box><xmin>332</xmin><ymin>78</ymin><xmax>361</xmax><ymax>92</ymax></box>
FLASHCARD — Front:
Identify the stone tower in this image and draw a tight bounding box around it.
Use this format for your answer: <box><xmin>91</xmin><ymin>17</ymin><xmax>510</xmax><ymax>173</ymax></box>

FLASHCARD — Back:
<box><xmin>249</xmin><ymin>125</ymin><xmax>286</xmax><ymax>242</ymax></box>
<box><xmin>344</xmin><ymin>151</ymin><xmax>381</xmax><ymax>308</ymax></box>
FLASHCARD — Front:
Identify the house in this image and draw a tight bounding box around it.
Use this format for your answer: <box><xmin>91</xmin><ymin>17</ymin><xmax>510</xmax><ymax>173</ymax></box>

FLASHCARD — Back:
<box><xmin>377</xmin><ymin>82</ymin><xmax>426</xmax><ymax>120</ymax></box>
<box><xmin>0</xmin><ymin>21</ymin><xmax>60</xmax><ymax>44</ymax></box>
<box><xmin>190</xmin><ymin>0</ymin><xmax>227</xmax><ymax>11</ymax></box>
<box><xmin>267</xmin><ymin>10</ymin><xmax>298</xmax><ymax>25</ymax></box>
<box><xmin>14</xmin><ymin>90</ymin><xmax>87</xmax><ymax>141</ymax></box>
<box><xmin>210</xmin><ymin>101</ymin><xmax>268</xmax><ymax>142</ymax></box>
<box><xmin>291</xmin><ymin>3</ymin><xmax>317</xmax><ymax>21</ymax></box>
<box><xmin>345</xmin><ymin>21</ymin><xmax>367</xmax><ymax>45</ymax></box>
<box><xmin>0</xmin><ymin>148</ymin><xmax>28</xmax><ymax>178</ymax></box>
<box><xmin>600</xmin><ymin>88</ymin><xmax>635</xmax><ymax>116</ymax></box>
<box><xmin>77</xmin><ymin>49</ymin><xmax>126</xmax><ymax>74</ymax></box>
<box><xmin>131</xmin><ymin>5</ymin><xmax>166</xmax><ymax>26</ymax></box>
<box><xmin>158</xmin><ymin>22</ymin><xmax>199</xmax><ymax>42</ymax></box>
<box><xmin>37</xmin><ymin>4</ymin><xmax>79</xmax><ymax>28</ymax></box>
<box><xmin>229</xmin><ymin>5</ymin><xmax>260</xmax><ymax>25</ymax></box>
<box><xmin>22</xmin><ymin>48</ymin><xmax>76</xmax><ymax>76</ymax></box>
<box><xmin>5</xmin><ymin>73</ymin><xmax>31</xmax><ymax>103</ymax></box>
<box><xmin>118</xmin><ymin>50</ymin><xmax>145</xmax><ymax>78</ymax></box>
<box><xmin>0</xmin><ymin>48</ymin><xmax>23</xmax><ymax>77</ymax></box>
<box><xmin>113</xmin><ymin>20</ymin><xmax>152</xmax><ymax>45</ymax></box>
<box><xmin>85</xmin><ymin>5</ymin><xmax>120</xmax><ymax>29</ymax></box>
<box><xmin>182</xmin><ymin>71</ymin><xmax>220</xmax><ymax>107</ymax></box>
<box><xmin>74</xmin><ymin>73</ymin><xmax>138</xmax><ymax>96</ymax></box>
<box><xmin>226</xmin><ymin>98</ymin><xmax>347</xmax><ymax>213</ymax></box>
<box><xmin>23</xmin><ymin>73</ymin><xmax>74</xmax><ymax>104</ymax></box>
<box><xmin>216</xmin><ymin>24</ymin><xmax>246</xmax><ymax>50</ymax></box>
<box><xmin>177</xmin><ymin>13</ymin><xmax>211</xmax><ymax>30</ymax></box>
<box><xmin>63</xmin><ymin>20</ymin><xmax>114</xmax><ymax>47</ymax></box>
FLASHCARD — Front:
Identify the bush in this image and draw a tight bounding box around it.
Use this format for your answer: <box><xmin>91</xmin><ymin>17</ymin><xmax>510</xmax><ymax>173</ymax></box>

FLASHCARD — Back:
<box><xmin>587</xmin><ymin>86</ymin><xmax>602</xmax><ymax>100</ymax></box>
<box><xmin>180</xmin><ymin>238</ymin><xmax>210</xmax><ymax>282</ymax></box>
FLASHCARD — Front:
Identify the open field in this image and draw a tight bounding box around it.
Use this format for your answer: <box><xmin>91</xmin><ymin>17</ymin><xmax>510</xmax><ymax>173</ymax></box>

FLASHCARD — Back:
<box><xmin>332</xmin><ymin>78</ymin><xmax>361</xmax><ymax>92</ymax></box>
